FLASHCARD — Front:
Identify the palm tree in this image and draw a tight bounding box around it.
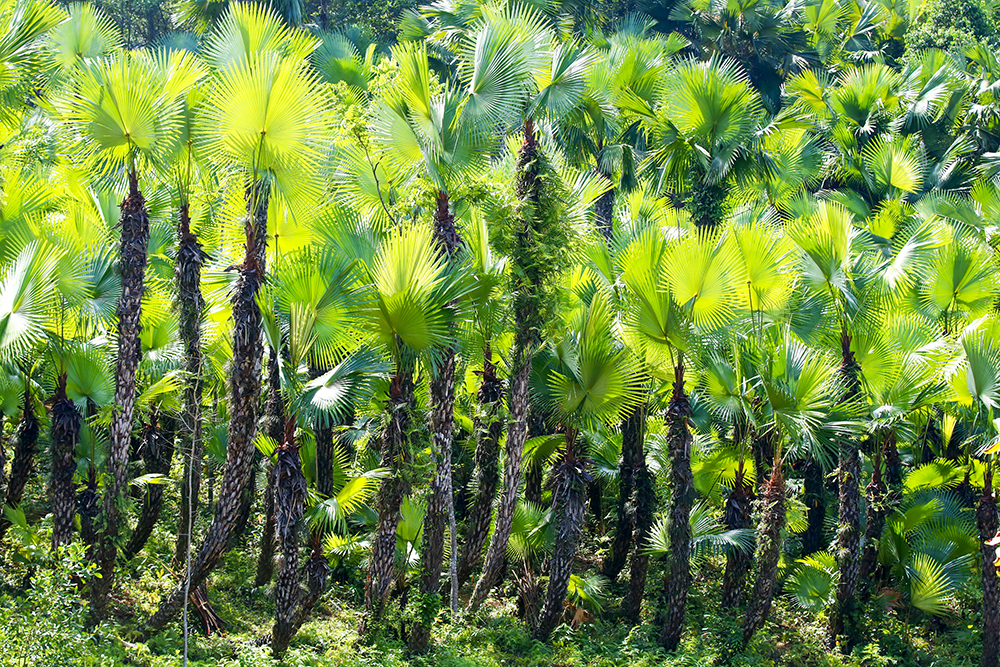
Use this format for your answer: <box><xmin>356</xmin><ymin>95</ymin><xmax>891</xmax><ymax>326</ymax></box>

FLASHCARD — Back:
<box><xmin>50</xmin><ymin>371</ymin><xmax>81</xmax><ymax>549</ymax></box>
<box><xmin>147</xmin><ymin>4</ymin><xmax>327</xmax><ymax>632</ymax></box>
<box><xmin>533</xmin><ymin>292</ymin><xmax>643</xmax><ymax>640</ymax></box>
<box><xmin>349</xmin><ymin>224</ymin><xmax>468</xmax><ymax>637</ymax></box>
<box><xmin>469</xmin><ymin>11</ymin><xmax>593</xmax><ymax>613</ymax></box>
<box><xmin>60</xmin><ymin>47</ymin><xmax>200</xmax><ymax>615</ymax></box>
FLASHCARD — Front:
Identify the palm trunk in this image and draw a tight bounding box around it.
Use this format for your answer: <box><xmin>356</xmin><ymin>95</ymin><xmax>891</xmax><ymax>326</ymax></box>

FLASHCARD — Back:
<box><xmin>829</xmin><ymin>330</ymin><xmax>862</xmax><ymax>649</ymax></box>
<box><xmin>271</xmin><ymin>419</ymin><xmax>308</xmax><ymax>658</ymax></box>
<box><xmin>94</xmin><ymin>173</ymin><xmax>150</xmax><ymax>617</ymax></box>
<box><xmin>802</xmin><ymin>455</ymin><xmax>825</xmax><ymax>555</ymax></box>
<box><xmin>360</xmin><ymin>353</ymin><xmax>416</xmax><ymax>637</ymax></box>
<box><xmin>659</xmin><ymin>362</ymin><xmax>693</xmax><ymax>651</ymax></box>
<box><xmin>742</xmin><ymin>459</ymin><xmax>785</xmax><ymax>645</ymax></box>
<box><xmin>623</xmin><ymin>402</ymin><xmax>652</xmax><ymax>625</ymax></box>
<box><xmin>594</xmin><ymin>180</ymin><xmax>615</xmax><ymax>242</ymax></box>
<box><xmin>174</xmin><ymin>209</ymin><xmax>206</xmax><ymax>566</ymax></box>
<box><xmin>468</xmin><ymin>120</ymin><xmax>545</xmax><ymax>614</ymax></box>
<box><xmin>721</xmin><ymin>461</ymin><xmax>754</xmax><ymax>609</ymax></box>
<box><xmin>978</xmin><ymin>464</ymin><xmax>999</xmax><ymax>667</ymax></box>
<box><xmin>51</xmin><ymin>375</ymin><xmax>82</xmax><ymax>549</ymax></box>
<box><xmin>534</xmin><ymin>432</ymin><xmax>589</xmax><ymax>641</ymax></box>
<box><xmin>458</xmin><ymin>347</ymin><xmax>504</xmax><ymax>588</ymax></box>
<box><xmin>124</xmin><ymin>413</ymin><xmax>175</xmax><ymax>560</ymax></box>
<box><xmin>410</xmin><ymin>192</ymin><xmax>460</xmax><ymax>653</ymax></box>
<box><xmin>603</xmin><ymin>406</ymin><xmax>641</xmax><ymax>581</ymax></box>
<box><xmin>255</xmin><ymin>350</ymin><xmax>284</xmax><ymax>585</ymax></box>
<box><xmin>858</xmin><ymin>438</ymin><xmax>887</xmax><ymax>592</ymax></box>
<box><xmin>147</xmin><ymin>181</ymin><xmax>268</xmax><ymax>633</ymax></box>
<box><xmin>0</xmin><ymin>389</ymin><xmax>39</xmax><ymax>541</ymax></box>
<box><xmin>173</xmin><ymin>206</ymin><xmax>205</xmax><ymax>567</ymax></box>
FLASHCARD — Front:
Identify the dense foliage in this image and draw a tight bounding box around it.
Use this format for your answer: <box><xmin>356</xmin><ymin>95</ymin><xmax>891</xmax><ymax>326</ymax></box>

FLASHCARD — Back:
<box><xmin>3</xmin><ymin>0</ymin><xmax>1000</xmax><ymax>665</ymax></box>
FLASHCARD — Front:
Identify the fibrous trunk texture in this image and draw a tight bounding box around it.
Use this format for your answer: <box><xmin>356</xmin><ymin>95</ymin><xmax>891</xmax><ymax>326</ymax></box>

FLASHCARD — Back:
<box><xmin>659</xmin><ymin>363</ymin><xmax>692</xmax><ymax>652</ymax></box>
<box><xmin>458</xmin><ymin>347</ymin><xmax>503</xmax><ymax>588</ymax></box>
<box><xmin>0</xmin><ymin>390</ymin><xmax>39</xmax><ymax>541</ymax></box>
<box><xmin>623</xmin><ymin>403</ymin><xmax>652</xmax><ymax>625</ymax></box>
<box><xmin>410</xmin><ymin>192</ymin><xmax>460</xmax><ymax>653</ymax></box>
<box><xmin>602</xmin><ymin>406</ymin><xmax>641</xmax><ymax>581</ymax></box>
<box><xmin>720</xmin><ymin>462</ymin><xmax>754</xmax><ymax>609</ymax></box>
<box><xmin>534</xmin><ymin>442</ymin><xmax>588</xmax><ymax>641</ymax></box>
<box><xmin>147</xmin><ymin>181</ymin><xmax>268</xmax><ymax>633</ymax></box>
<box><xmin>94</xmin><ymin>175</ymin><xmax>150</xmax><ymax>617</ymax></box>
<box><xmin>359</xmin><ymin>356</ymin><xmax>415</xmax><ymax>637</ymax></box>
<box><xmin>829</xmin><ymin>330</ymin><xmax>862</xmax><ymax>649</ymax></box>
<box><xmin>124</xmin><ymin>413</ymin><xmax>175</xmax><ymax>560</ymax></box>
<box><xmin>978</xmin><ymin>467</ymin><xmax>999</xmax><ymax>667</ymax></box>
<box><xmin>468</xmin><ymin>120</ymin><xmax>544</xmax><ymax>614</ymax></box>
<box><xmin>271</xmin><ymin>420</ymin><xmax>308</xmax><ymax>658</ymax></box>
<box><xmin>51</xmin><ymin>375</ymin><xmax>82</xmax><ymax>549</ymax></box>
<box><xmin>173</xmin><ymin>203</ymin><xmax>206</xmax><ymax>568</ymax></box>
<box><xmin>594</xmin><ymin>180</ymin><xmax>615</xmax><ymax>242</ymax></box>
<box><xmin>255</xmin><ymin>350</ymin><xmax>284</xmax><ymax>586</ymax></box>
<box><xmin>742</xmin><ymin>462</ymin><xmax>785</xmax><ymax>646</ymax></box>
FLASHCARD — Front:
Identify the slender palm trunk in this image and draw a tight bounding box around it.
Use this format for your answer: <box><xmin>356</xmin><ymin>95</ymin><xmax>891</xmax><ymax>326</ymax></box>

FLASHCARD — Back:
<box><xmin>124</xmin><ymin>413</ymin><xmax>175</xmax><ymax>560</ymax></box>
<box><xmin>360</xmin><ymin>354</ymin><xmax>415</xmax><ymax>637</ymax></box>
<box><xmin>978</xmin><ymin>464</ymin><xmax>999</xmax><ymax>667</ymax></box>
<box><xmin>0</xmin><ymin>389</ymin><xmax>39</xmax><ymax>541</ymax></box>
<box><xmin>742</xmin><ymin>459</ymin><xmax>785</xmax><ymax>646</ymax></box>
<box><xmin>858</xmin><ymin>439</ymin><xmax>887</xmax><ymax>591</ymax></box>
<box><xmin>94</xmin><ymin>173</ymin><xmax>149</xmax><ymax>617</ymax></box>
<box><xmin>829</xmin><ymin>330</ymin><xmax>862</xmax><ymax>649</ymax></box>
<box><xmin>468</xmin><ymin>119</ymin><xmax>544</xmax><ymax>614</ymax></box>
<box><xmin>623</xmin><ymin>402</ymin><xmax>652</xmax><ymax>625</ymax></box>
<box><xmin>272</xmin><ymin>419</ymin><xmax>308</xmax><ymax>658</ymax></box>
<box><xmin>534</xmin><ymin>432</ymin><xmax>589</xmax><ymax>641</ymax></box>
<box><xmin>255</xmin><ymin>350</ymin><xmax>284</xmax><ymax>585</ymax></box>
<box><xmin>410</xmin><ymin>192</ymin><xmax>461</xmax><ymax>653</ymax></box>
<box><xmin>51</xmin><ymin>375</ymin><xmax>81</xmax><ymax>549</ymax></box>
<box><xmin>458</xmin><ymin>347</ymin><xmax>503</xmax><ymax>588</ymax></box>
<box><xmin>603</xmin><ymin>406</ymin><xmax>641</xmax><ymax>581</ymax></box>
<box><xmin>659</xmin><ymin>363</ymin><xmax>692</xmax><ymax>651</ymax></box>
<box><xmin>595</xmin><ymin>189</ymin><xmax>615</xmax><ymax>243</ymax></box>
<box><xmin>721</xmin><ymin>461</ymin><xmax>754</xmax><ymax>609</ymax></box>
<box><xmin>147</xmin><ymin>181</ymin><xmax>268</xmax><ymax>633</ymax></box>
<box><xmin>802</xmin><ymin>455</ymin><xmax>825</xmax><ymax>555</ymax></box>
<box><xmin>173</xmin><ymin>205</ymin><xmax>206</xmax><ymax>568</ymax></box>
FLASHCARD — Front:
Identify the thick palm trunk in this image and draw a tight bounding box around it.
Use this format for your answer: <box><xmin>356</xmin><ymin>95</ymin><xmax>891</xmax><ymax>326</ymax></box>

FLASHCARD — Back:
<box><xmin>742</xmin><ymin>461</ymin><xmax>785</xmax><ymax>646</ymax></box>
<box><xmin>603</xmin><ymin>406</ymin><xmax>641</xmax><ymax>581</ymax></box>
<box><xmin>255</xmin><ymin>350</ymin><xmax>284</xmax><ymax>585</ymax></box>
<box><xmin>829</xmin><ymin>330</ymin><xmax>862</xmax><ymax>649</ymax></box>
<box><xmin>458</xmin><ymin>348</ymin><xmax>503</xmax><ymax>588</ymax></box>
<box><xmin>534</xmin><ymin>436</ymin><xmax>588</xmax><ymax>641</ymax></box>
<box><xmin>124</xmin><ymin>414</ymin><xmax>175</xmax><ymax>560</ymax></box>
<box><xmin>147</xmin><ymin>182</ymin><xmax>268</xmax><ymax>633</ymax></box>
<box><xmin>595</xmin><ymin>182</ymin><xmax>615</xmax><ymax>242</ymax></box>
<box><xmin>659</xmin><ymin>363</ymin><xmax>693</xmax><ymax>651</ymax></box>
<box><xmin>623</xmin><ymin>403</ymin><xmax>652</xmax><ymax>625</ymax></box>
<box><xmin>720</xmin><ymin>463</ymin><xmax>754</xmax><ymax>609</ymax></box>
<box><xmin>802</xmin><ymin>455</ymin><xmax>825</xmax><ymax>555</ymax></box>
<box><xmin>468</xmin><ymin>120</ymin><xmax>544</xmax><ymax>614</ymax></box>
<box><xmin>0</xmin><ymin>390</ymin><xmax>39</xmax><ymax>541</ymax></box>
<box><xmin>360</xmin><ymin>358</ymin><xmax>415</xmax><ymax>637</ymax></box>
<box><xmin>410</xmin><ymin>193</ymin><xmax>460</xmax><ymax>653</ymax></box>
<box><xmin>173</xmin><ymin>203</ymin><xmax>206</xmax><ymax>567</ymax></box>
<box><xmin>272</xmin><ymin>419</ymin><xmax>308</xmax><ymax>658</ymax></box>
<box><xmin>51</xmin><ymin>375</ymin><xmax>82</xmax><ymax>549</ymax></box>
<box><xmin>978</xmin><ymin>465</ymin><xmax>999</xmax><ymax>667</ymax></box>
<box><xmin>94</xmin><ymin>174</ymin><xmax>150</xmax><ymax>617</ymax></box>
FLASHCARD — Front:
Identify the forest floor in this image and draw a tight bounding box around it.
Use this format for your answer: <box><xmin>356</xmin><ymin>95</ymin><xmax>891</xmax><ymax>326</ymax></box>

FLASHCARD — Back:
<box><xmin>60</xmin><ymin>522</ymin><xmax>983</xmax><ymax>667</ymax></box>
